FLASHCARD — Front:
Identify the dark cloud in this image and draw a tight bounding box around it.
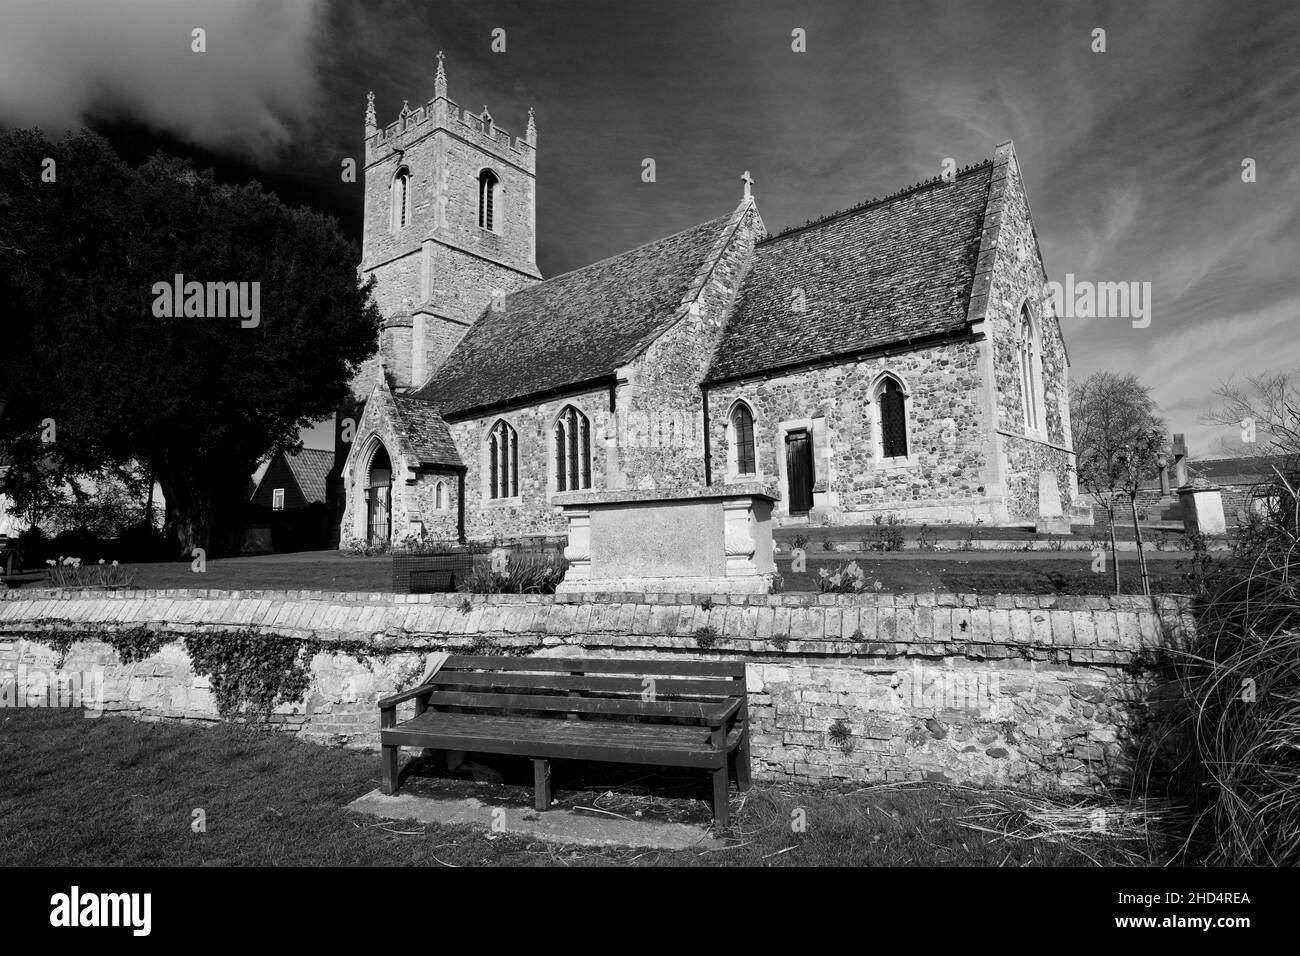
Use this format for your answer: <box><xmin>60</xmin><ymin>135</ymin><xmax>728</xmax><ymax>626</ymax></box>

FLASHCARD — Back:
<box><xmin>3</xmin><ymin>0</ymin><xmax>1297</xmax><ymax>455</ymax></box>
<box><xmin>0</xmin><ymin>0</ymin><xmax>323</xmax><ymax>159</ymax></box>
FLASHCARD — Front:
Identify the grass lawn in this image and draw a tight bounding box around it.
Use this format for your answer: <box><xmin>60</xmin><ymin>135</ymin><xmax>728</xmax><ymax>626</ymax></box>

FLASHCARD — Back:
<box><xmin>92</xmin><ymin>552</ymin><xmax>393</xmax><ymax>592</ymax></box>
<box><xmin>781</xmin><ymin>553</ymin><xmax>1193</xmax><ymax>595</ymax></box>
<box><xmin>11</xmin><ymin>549</ymin><xmax>1194</xmax><ymax>596</ymax></box>
<box><xmin>0</xmin><ymin>709</ymin><xmax>1150</xmax><ymax>866</ymax></box>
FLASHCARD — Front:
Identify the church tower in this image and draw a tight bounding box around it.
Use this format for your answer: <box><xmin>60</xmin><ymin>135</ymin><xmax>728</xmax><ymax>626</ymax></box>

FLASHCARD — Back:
<box><xmin>354</xmin><ymin>52</ymin><xmax>541</xmax><ymax>398</ymax></box>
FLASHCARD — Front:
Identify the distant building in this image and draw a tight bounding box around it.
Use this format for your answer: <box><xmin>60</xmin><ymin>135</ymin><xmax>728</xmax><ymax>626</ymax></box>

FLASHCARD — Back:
<box><xmin>252</xmin><ymin>447</ymin><xmax>333</xmax><ymax>511</ymax></box>
<box><xmin>249</xmin><ymin>448</ymin><xmax>336</xmax><ymax>552</ymax></box>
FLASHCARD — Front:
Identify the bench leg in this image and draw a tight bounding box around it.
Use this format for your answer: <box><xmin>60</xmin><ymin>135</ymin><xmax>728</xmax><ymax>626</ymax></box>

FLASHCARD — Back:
<box><xmin>711</xmin><ymin>765</ymin><xmax>730</xmax><ymax>830</ymax></box>
<box><xmin>533</xmin><ymin>758</ymin><xmax>552</xmax><ymax>812</ymax></box>
<box><xmin>735</xmin><ymin>730</ymin><xmax>752</xmax><ymax>792</ymax></box>
<box><xmin>381</xmin><ymin>745</ymin><xmax>399</xmax><ymax>795</ymax></box>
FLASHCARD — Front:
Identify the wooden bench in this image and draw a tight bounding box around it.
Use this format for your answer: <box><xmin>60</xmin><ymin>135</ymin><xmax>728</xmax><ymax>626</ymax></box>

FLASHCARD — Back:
<box><xmin>378</xmin><ymin>655</ymin><xmax>751</xmax><ymax>827</ymax></box>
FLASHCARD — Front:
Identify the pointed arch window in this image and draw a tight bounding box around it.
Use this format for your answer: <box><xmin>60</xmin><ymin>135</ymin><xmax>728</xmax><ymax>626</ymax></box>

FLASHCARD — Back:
<box><xmin>478</xmin><ymin>169</ymin><xmax>500</xmax><ymax>231</ymax></box>
<box><xmin>1019</xmin><ymin>306</ymin><xmax>1044</xmax><ymax>432</ymax></box>
<box><xmin>870</xmin><ymin>374</ymin><xmax>910</xmax><ymax>462</ymax></box>
<box><xmin>732</xmin><ymin>403</ymin><xmax>756</xmax><ymax>476</ymax></box>
<box><xmin>392</xmin><ymin>167</ymin><xmax>411</xmax><ymax>230</ymax></box>
<box><xmin>487</xmin><ymin>419</ymin><xmax>518</xmax><ymax>499</ymax></box>
<box><xmin>554</xmin><ymin>405</ymin><xmax>591</xmax><ymax>491</ymax></box>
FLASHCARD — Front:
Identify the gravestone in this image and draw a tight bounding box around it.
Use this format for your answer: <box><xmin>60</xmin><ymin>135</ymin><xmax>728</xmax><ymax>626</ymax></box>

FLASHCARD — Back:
<box><xmin>1178</xmin><ymin>478</ymin><xmax>1227</xmax><ymax>535</ymax></box>
<box><xmin>1035</xmin><ymin>470</ymin><xmax>1071</xmax><ymax>534</ymax></box>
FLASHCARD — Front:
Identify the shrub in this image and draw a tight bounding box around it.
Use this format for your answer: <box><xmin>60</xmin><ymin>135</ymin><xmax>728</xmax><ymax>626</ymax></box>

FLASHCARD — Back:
<box><xmin>867</xmin><ymin>513</ymin><xmax>905</xmax><ymax>552</ymax></box>
<box><xmin>694</xmin><ymin>625</ymin><xmax>719</xmax><ymax>649</ymax></box>
<box><xmin>394</xmin><ymin>527</ymin><xmax>464</xmax><ymax>555</ymax></box>
<box><xmin>1140</xmin><ymin>464</ymin><xmax>1300</xmax><ymax>865</ymax></box>
<box><xmin>916</xmin><ymin>524</ymin><xmax>937</xmax><ymax>551</ymax></box>
<box><xmin>339</xmin><ymin>535</ymin><xmax>389</xmax><ymax>557</ymax></box>
<box><xmin>828</xmin><ymin>718</ymin><xmax>854</xmax><ymax>754</ymax></box>
<box><xmin>459</xmin><ymin>553</ymin><xmax>567</xmax><ymax>594</ymax></box>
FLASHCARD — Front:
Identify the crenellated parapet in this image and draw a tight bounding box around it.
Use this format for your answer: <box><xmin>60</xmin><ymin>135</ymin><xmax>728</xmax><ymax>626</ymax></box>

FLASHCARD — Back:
<box><xmin>364</xmin><ymin>53</ymin><xmax>535</xmax><ymax>171</ymax></box>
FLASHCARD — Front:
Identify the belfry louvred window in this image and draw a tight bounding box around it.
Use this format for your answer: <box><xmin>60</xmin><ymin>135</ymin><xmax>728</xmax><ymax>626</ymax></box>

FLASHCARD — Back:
<box><xmin>554</xmin><ymin>406</ymin><xmax>591</xmax><ymax>491</ymax></box>
<box><xmin>488</xmin><ymin>419</ymin><xmax>518</xmax><ymax>499</ymax></box>
<box><xmin>879</xmin><ymin>378</ymin><xmax>908</xmax><ymax>459</ymax></box>
<box><xmin>479</xmin><ymin>169</ymin><xmax>499</xmax><ymax>230</ymax></box>
<box><xmin>393</xmin><ymin>168</ymin><xmax>410</xmax><ymax>229</ymax></box>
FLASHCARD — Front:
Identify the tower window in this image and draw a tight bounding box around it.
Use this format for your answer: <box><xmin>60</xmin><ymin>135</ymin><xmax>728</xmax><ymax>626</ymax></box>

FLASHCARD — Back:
<box><xmin>554</xmin><ymin>405</ymin><xmax>592</xmax><ymax>492</ymax></box>
<box><xmin>479</xmin><ymin>169</ymin><xmax>500</xmax><ymax>231</ymax></box>
<box><xmin>487</xmin><ymin>419</ymin><xmax>518</xmax><ymax>499</ymax></box>
<box><xmin>392</xmin><ymin>167</ymin><xmax>411</xmax><ymax>230</ymax></box>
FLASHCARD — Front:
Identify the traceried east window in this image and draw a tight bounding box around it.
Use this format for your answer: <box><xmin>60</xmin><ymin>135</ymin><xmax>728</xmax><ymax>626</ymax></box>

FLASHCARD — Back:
<box><xmin>1019</xmin><ymin>306</ymin><xmax>1044</xmax><ymax>432</ymax></box>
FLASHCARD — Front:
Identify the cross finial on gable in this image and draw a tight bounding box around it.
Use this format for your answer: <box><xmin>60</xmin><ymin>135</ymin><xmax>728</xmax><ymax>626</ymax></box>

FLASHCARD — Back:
<box><xmin>741</xmin><ymin>170</ymin><xmax>755</xmax><ymax>200</ymax></box>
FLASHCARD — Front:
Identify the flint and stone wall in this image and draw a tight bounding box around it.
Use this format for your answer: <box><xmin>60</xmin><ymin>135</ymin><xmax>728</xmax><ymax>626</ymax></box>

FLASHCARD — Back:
<box><xmin>707</xmin><ymin>341</ymin><xmax>993</xmax><ymax>525</ymax></box>
<box><xmin>1</xmin><ymin>588</ymin><xmax>1191</xmax><ymax>791</ymax></box>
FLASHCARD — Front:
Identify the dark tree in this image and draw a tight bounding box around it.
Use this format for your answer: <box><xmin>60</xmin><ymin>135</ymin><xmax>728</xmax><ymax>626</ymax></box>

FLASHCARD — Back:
<box><xmin>0</xmin><ymin>129</ymin><xmax>380</xmax><ymax>555</ymax></box>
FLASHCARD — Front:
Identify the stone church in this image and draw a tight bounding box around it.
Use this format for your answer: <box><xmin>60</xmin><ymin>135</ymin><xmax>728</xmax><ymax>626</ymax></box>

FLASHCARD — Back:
<box><xmin>338</xmin><ymin>55</ymin><xmax>1079</xmax><ymax>548</ymax></box>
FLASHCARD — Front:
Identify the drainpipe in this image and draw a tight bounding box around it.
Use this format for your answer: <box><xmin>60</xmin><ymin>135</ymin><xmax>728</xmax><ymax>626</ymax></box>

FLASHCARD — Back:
<box><xmin>456</xmin><ymin>470</ymin><xmax>466</xmax><ymax>544</ymax></box>
<box><xmin>702</xmin><ymin>385</ymin><xmax>713</xmax><ymax>486</ymax></box>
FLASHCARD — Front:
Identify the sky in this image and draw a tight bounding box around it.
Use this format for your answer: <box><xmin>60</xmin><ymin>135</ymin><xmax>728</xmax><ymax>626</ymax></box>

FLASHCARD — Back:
<box><xmin>1</xmin><ymin>0</ymin><xmax>1297</xmax><ymax>460</ymax></box>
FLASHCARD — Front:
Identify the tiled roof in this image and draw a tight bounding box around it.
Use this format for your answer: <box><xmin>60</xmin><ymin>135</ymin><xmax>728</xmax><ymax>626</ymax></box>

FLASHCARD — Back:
<box><xmin>414</xmin><ymin>214</ymin><xmax>734</xmax><ymax>416</ymax></box>
<box><xmin>1190</xmin><ymin>455</ymin><xmax>1292</xmax><ymax>485</ymax></box>
<box><xmin>283</xmin><ymin>448</ymin><xmax>334</xmax><ymax>504</ymax></box>
<box><xmin>392</xmin><ymin>395</ymin><xmax>463</xmax><ymax>468</ymax></box>
<box><xmin>705</xmin><ymin>163</ymin><xmax>993</xmax><ymax>383</ymax></box>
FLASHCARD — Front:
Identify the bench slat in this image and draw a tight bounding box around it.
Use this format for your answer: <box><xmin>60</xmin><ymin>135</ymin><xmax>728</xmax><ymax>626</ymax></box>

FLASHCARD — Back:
<box><xmin>381</xmin><ymin>712</ymin><xmax>730</xmax><ymax>768</ymax></box>
<box><xmin>404</xmin><ymin>710</ymin><xmax>711</xmax><ymax>743</ymax></box>
<box><xmin>428</xmin><ymin>671</ymin><xmax>741</xmax><ymax>697</ymax></box>
<box><xmin>442</xmin><ymin>655</ymin><xmax>746</xmax><ymax>678</ymax></box>
<box><xmin>423</xmin><ymin>690</ymin><xmax>732</xmax><ymax>722</ymax></box>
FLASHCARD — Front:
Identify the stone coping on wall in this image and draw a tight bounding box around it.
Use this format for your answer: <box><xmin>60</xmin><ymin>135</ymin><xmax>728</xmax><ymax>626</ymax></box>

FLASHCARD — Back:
<box><xmin>0</xmin><ymin>586</ymin><xmax>1195</xmax><ymax>665</ymax></box>
<box><xmin>0</xmin><ymin>585</ymin><xmax>1188</xmax><ymax>612</ymax></box>
<box><xmin>551</xmin><ymin>482</ymin><xmax>778</xmax><ymax>506</ymax></box>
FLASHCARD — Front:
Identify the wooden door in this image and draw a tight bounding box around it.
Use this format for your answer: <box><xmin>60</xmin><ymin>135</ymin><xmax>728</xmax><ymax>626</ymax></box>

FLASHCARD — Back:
<box><xmin>785</xmin><ymin>430</ymin><xmax>814</xmax><ymax>514</ymax></box>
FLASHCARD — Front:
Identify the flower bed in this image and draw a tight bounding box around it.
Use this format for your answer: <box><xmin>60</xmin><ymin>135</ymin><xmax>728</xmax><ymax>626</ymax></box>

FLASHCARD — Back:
<box><xmin>391</xmin><ymin>539</ymin><xmax>567</xmax><ymax>594</ymax></box>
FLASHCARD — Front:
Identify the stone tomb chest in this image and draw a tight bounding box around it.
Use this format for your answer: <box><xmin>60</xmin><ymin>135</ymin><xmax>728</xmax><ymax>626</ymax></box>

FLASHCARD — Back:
<box><xmin>553</xmin><ymin>484</ymin><xmax>777</xmax><ymax>594</ymax></box>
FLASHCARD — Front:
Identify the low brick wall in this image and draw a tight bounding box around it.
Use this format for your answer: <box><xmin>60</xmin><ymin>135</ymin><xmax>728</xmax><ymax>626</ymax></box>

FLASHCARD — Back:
<box><xmin>0</xmin><ymin>587</ymin><xmax>1194</xmax><ymax>791</ymax></box>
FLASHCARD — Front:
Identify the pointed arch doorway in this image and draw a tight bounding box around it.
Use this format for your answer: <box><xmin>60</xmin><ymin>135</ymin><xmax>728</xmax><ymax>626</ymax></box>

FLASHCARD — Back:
<box><xmin>366</xmin><ymin>444</ymin><xmax>393</xmax><ymax>544</ymax></box>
